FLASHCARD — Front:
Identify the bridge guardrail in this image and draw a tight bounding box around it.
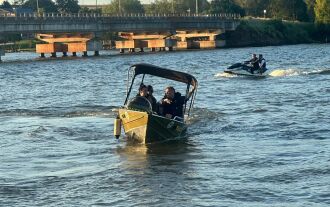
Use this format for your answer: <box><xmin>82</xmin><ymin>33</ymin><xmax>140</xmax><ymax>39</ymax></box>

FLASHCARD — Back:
<box><xmin>0</xmin><ymin>13</ymin><xmax>241</xmax><ymax>19</ymax></box>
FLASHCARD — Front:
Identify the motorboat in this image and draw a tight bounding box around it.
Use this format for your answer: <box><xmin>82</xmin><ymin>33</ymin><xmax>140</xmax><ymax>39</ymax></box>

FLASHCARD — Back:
<box><xmin>113</xmin><ymin>63</ymin><xmax>198</xmax><ymax>144</ymax></box>
<box><xmin>224</xmin><ymin>62</ymin><xmax>269</xmax><ymax>77</ymax></box>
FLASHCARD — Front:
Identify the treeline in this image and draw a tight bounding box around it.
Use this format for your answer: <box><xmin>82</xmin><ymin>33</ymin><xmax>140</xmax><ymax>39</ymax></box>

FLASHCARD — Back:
<box><xmin>1</xmin><ymin>0</ymin><xmax>329</xmax><ymax>24</ymax></box>
<box><xmin>1</xmin><ymin>0</ymin><xmax>329</xmax><ymax>46</ymax></box>
<box><xmin>226</xmin><ymin>19</ymin><xmax>329</xmax><ymax>47</ymax></box>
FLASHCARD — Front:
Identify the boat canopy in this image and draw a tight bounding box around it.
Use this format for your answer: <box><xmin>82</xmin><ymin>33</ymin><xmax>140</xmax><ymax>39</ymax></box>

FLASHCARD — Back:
<box><xmin>130</xmin><ymin>63</ymin><xmax>198</xmax><ymax>90</ymax></box>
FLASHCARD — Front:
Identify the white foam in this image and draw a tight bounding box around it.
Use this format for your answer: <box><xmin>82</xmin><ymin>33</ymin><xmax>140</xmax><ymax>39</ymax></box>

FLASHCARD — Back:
<box><xmin>214</xmin><ymin>72</ymin><xmax>236</xmax><ymax>78</ymax></box>
<box><xmin>269</xmin><ymin>69</ymin><xmax>300</xmax><ymax>77</ymax></box>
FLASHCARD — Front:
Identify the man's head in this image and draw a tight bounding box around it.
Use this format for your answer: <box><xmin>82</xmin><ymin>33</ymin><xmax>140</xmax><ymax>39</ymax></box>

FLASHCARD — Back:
<box><xmin>139</xmin><ymin>84</ymin><xmax>148</xmax><ymax>97</ymax></box>
<box><xmin>164</xmin><ymin>86</ymin><xmax>175</xmax><ymax>99</ymax></box>
<box><xmin>147</xmin><ymin>85</ymin><xmax>153</xmax><ymax>95</ymax></box>
<box><xmin>252</xmin><ymin>53</ymin><xmax>257</xmax><ymax>58</ymax></box>
<box><xmin>259</xmin><ymin>54</ymin><xmax>263</xmax><ymax>58</ymax></box>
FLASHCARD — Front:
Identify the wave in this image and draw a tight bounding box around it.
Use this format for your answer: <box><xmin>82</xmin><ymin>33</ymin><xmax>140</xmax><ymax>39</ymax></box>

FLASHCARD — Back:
<box><xmin>0</xmin><ymin>105</ymin><xmax>117</xmax><ymax>118</ymax></box>
<box><xmin>269</xmin><ymin>69</ymin><xmax>300</xmax><ymax>77</ymax></box>
<box><xmin>269</xmin><ymin>68</ymin><xmax>330</xmax><ymax>77</ymax></box>
<box><xmin>214</xmin><ymin>72</ymin><xmax>236</xmax><ymax>78</ymax></box>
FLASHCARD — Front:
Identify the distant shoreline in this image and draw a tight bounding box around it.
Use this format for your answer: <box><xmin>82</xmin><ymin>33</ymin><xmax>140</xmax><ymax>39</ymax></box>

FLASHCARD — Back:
<box><xmin>1</xmin><ymin>19</ymin><xmax>329</xmax><ymax>53</ymax></box>
<box><xmin>225</xmin><ymin>19</ymin><xmax>329</xmax><ymax>48</ymax></box>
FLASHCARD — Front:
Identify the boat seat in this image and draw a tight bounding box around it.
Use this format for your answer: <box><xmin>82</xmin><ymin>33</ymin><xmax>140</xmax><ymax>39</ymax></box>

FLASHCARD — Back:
<box><xmin>126</xmin><ymin>96</ymin><xmax>152</xmax><ymax>113</ymax></box>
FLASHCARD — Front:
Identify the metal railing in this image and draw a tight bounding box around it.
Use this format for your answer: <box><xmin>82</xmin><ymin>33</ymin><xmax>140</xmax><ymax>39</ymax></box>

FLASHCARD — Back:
<box><xmin>1</xmin><ymin>12</ymin><xmax>241</xmax><ymax>19</ymax></box>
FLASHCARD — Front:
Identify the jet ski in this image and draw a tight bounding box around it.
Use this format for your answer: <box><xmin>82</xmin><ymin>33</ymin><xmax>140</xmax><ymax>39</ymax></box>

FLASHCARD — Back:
<box><xmin>224</xmin><ymin>62</ymin><xmax>268</xmax><ymax>77</ymax></box>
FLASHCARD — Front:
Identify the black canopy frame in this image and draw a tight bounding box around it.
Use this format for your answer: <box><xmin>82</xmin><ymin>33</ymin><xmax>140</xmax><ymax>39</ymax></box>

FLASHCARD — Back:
<box><xmin>124</xmin><ymin>63</ymin><xmax>198</xmax><ymax>117</ymax></box>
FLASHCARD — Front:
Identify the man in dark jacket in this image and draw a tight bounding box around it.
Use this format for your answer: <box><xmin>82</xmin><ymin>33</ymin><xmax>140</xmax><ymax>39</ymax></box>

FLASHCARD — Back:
<box><xmin>258</xmin><ymin>54</ymin><xmax>267</xmax><ymax>73</ymax></box>
<box><xmin>158</xmin><ymin>86</ymin><xmax>187</xmax><ymax>119</ymax></box>
<box><xmin>246</xmin><ymin>53</ymin><xmax>259</xmax><ymax>74</ymax></box>
<box><xmin>147</xmin><ymin>85</ymin><xmax>158</xmax><ymax>113</ymax></box>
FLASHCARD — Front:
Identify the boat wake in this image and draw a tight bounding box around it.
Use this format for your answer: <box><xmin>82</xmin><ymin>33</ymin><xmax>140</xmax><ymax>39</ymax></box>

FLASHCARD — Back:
<box><xmin>214</xmin><ymin>72</ymin><xmax>237</xmax><ymax>78</ymax></box>
<box><xmin>269</xmin><ymin>68</ymin><xmax>330</xmax><ymax>77</ymax></box>
<box><xmin>0</xmin><ymin>105</ymin><xmax>117</xmax><ymax>118</ymax></box>
<box><xmin>215</xmin><ymin>68</ymin><xmax>330</xmax><ymax>78</ymax></box>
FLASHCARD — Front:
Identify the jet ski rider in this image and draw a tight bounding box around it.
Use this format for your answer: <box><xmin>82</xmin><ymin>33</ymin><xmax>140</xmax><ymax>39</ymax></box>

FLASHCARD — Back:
<box><xmin>258</xmin><ymin>54</ymin><xmax>267</xmax><ymax>73</ymax></box>
<box><xmin>245</xmin><ymin>53</ymin><xmax>259</xmax><ymax>74</ymax></box>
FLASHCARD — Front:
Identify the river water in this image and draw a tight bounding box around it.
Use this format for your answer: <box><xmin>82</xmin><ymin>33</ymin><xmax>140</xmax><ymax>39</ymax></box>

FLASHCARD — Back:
<box><xmin>0</xmin><ymin>44</ymin><xmax>329</xmax><ymax>206</ymax></box>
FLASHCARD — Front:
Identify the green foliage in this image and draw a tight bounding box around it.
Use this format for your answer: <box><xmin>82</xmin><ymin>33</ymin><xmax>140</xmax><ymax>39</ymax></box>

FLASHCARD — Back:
<box><xmin>0</xmin><ymin>34</ymin><xmax>21</xmax><ymax>43</ymax></box>
<box><xmin>145</xmin><ymin>0</ymin><xmax>209</xmax><ymax>15</ymax></box>
<box><xmin>314</xmin><ymin>0</ymin><xmax>330</xmax><ymax>23</ymax></box>
<box><xmin>23</xmin><ymin>0</ymin><xmax>58</xmax><ymax>13</ymax></box>
<box><xmin>234</xmin><ymin>0</ymin><xmax>270</xmax><ymax>17</ymax></box>
<box><xmin>176</xmin><ymin>0</ymin><xmax>210</xmax><ymax>14</ymax></box>
<box><xmin>79</xmin><ymin>7</ymin><xmax>102</xmax><ymax>14</ymax></box>
<box><xmin>56</xmin><ymin>0</ymin><xmax>80</xmax><ymax>13</ymax></box>
<box><xmin>0</xmin><ymin>1</ymin><xmax>13</xmax><ymax>11</ymax></box>
<box><xmin>209</xmin><ymin>0</ymin><xmax>244</xmax><ymax>15</ymax></box>
<box><xmin>268</xmin><ymin>0</ymin><xmax>308</xmax><ymax>21</ymax></box>
<box><xmin>102</xmin><ymin>0</ymin><xmax>144</xmax><ymax>15</ymax></box>
<box><xmin>305</xmin><ymin>0</ymin><xmax>316</xmax><ymax>21</ymax></box>
<box><xmin>225</xmin><ymin>19</ymin><xmax>324</xmax><ymax>47</ymax></box>
<box><xmin>144</xmin><ymin>0</ymin><xmax>172</xmax><ymax>14</ymax></box>
<box><xmin>12</xmin><ymin>0</ymin><xmax>25</xmax><ymax>6</ymax></box>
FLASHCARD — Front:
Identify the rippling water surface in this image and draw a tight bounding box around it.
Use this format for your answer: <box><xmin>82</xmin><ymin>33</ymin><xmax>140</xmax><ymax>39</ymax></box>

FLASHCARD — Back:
<box><xmin>1</xmin><ymin>44</ymin><xmax>330</xmax><ymax>206</ymax></box>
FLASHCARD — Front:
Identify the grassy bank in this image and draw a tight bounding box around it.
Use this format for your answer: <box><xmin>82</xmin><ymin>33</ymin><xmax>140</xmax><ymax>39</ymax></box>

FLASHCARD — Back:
<box><xmin>225</xmin><ymin>19</ymin><xmax>330</xmax><ymax>47</ymax></box>
<box><xmin>1</xmin><ymin>39</ymin><xmax>42</xmax><ymax>52</ymax></box>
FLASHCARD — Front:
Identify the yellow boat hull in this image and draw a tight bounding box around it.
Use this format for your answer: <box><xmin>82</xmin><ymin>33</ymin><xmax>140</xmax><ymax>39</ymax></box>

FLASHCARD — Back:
<box><xmin>118</xmin><ymin>109</ymin><xmax>187</xmax><ymax>144</ymax></box>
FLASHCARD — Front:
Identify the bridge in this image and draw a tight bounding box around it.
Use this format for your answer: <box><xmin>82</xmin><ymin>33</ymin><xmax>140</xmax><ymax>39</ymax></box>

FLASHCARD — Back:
<box><xmin>0</xmin><ymin>13</ymin><xmax>240</xmax><ymax>34</ymax></box>
<box><xmin>0</xmin><ymin>13</ymin><xmax>240</xmax><ymax>60</ymax></box>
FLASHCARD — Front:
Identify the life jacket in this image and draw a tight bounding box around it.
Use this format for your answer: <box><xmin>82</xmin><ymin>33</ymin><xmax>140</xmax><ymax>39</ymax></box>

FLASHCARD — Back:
<box><xmin>259</xmin><ymin>58</ymin><xmax>266</xmax><ymax>68</ymax></box>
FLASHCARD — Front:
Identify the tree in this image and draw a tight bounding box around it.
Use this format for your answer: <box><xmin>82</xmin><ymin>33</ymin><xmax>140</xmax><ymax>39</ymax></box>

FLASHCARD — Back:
<box><xmin>56</xmin><ymin>0</ymin><xmax>80</xmax><ymax>13</ymax></box>
<box><xmin>209</xmin><ymin>0</ymin><xmax>244</xmax><ymax>16</ymax></box>
<box><xmin>102</xmin><ymin>0</ymin><xmax>144</xmax><ymax>15</ymax></box>
<box><xmin>234</xmin><ymin>0</ymin><xmax>270</xmax><ymax>17</ymax></box>
<box><xmin>145</xmin><ymin>0</ymin><xmax>209</xmax><ymax>15</ymax></box>
<box><xmin>144</xmin><ymin>0</ymin><xmax>172</xmax><ymax>14</ymax></box>
<box><xmin>268</xmin><ymin>0</ymin><xmax>308</xmax><ymax>21</ymax></box>
<box><xmin>23</xmin><ymin>0</ymin><xmax>58</xmax><ymax>13</ymax></box>
<box><xmin>314</xmin><ymin>0</ymin><xmax>330</xmax><ymax>23</ymax></box>
<box><xmin>176</xmin><ymin>0</ymin><xmax>210</xmax><ymax>14</ymax></box>
<box><xmin>305</xmin><ymin>0</ymin><xmax>316</xmax><ymax>21</ymax></box>
<box><xmin>79</xmin><ymin>7</ymin><xmax>102</xmax><ymax>14</ymax></box>
<box><xmin>13</xmin><ymin>0</ymin><xmax>25</xmax><ymax>6</ymax></box>
<box><xmin>0</xmin><ymin>1</ymin><xmax>13</xmax><ymax>12</ymax></box>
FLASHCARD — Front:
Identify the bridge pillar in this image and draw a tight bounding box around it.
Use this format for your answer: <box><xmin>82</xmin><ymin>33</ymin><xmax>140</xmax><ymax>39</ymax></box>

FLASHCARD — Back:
<box><xmin>67</xmin><ymin>41</ymin><xmax>102</xmax><ymax>57</ymax></box>
<box><xmin>147</xmin><ymin>39</ymin><xmax>177</xmax><ymax>51</ymax></box>
<box><xmin>36</xmin><ymin>33</ymin><xmax>102</xmax><ymax>58</ymax></box>
<box><xmin>116</xmin><ymin>32</ymin><xmax>176</xmax><ymax>53</ymax></box>
<box><xmin>0</xmin><ymin>48</ymin><xmax>4</xmax><ymax>62</ymax></box>
<box><xmin>116</xmin><ymin>40</ymin><xmax>147</xmax><ymax>53</ymax></box>
<box><xmin>36</xmin><ymin>43</ymin><xmax>67</xmax><ymax>58</ymax></box>
<box><xmin>177</xmin><ymin>41</ymin><xmax>194</xmax><ymax>49</ymax></box>
<box><xmin>176</xmin><ymin>30</ymin><xmax>225</xmax><ymax>49</ymax></box>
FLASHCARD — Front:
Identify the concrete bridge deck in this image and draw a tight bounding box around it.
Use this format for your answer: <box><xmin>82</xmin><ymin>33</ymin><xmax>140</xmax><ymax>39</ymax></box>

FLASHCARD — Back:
<box><xmin>0</xmin><ymin>13</ymin><xmax>240</xmax><ymax>34</ymax></box>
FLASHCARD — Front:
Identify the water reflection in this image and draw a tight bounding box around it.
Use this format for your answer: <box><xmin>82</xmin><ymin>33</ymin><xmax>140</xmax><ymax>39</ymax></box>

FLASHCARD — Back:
<box><xmin>115</xmin><ymin>138</ymin><xmax>196</xmax><ymax>168</ymax></box>
<box><xmin>114</xmin><ymin>139</ymin><xmax>201</xmax><ymax>205</ymax></box>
